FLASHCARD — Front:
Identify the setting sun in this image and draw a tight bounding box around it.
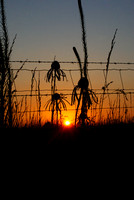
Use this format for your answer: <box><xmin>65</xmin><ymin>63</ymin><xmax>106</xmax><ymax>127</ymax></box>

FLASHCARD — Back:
<box><xmin>64</xmin><ymin>120</ymin><xmax>71</xmax><ymax>126</ymax></box>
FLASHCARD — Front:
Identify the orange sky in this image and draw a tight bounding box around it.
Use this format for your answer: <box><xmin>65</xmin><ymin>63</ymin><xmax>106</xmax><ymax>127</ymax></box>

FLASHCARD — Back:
<box><xmin>14</xmin><ymin>63</ymin><xmax>134</xmax><ymax>126</ymax></box>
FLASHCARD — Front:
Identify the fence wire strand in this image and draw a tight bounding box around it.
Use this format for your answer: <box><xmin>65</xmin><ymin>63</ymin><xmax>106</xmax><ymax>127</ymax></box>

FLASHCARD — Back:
<box><xmin>9</xmin><ymin>60</ymin><xmax>134</xmax><ymax>119</ymax></box>
<box><xmin>9</xmin><ymin>60</ymin><xmax>134</xmax><ymax>65</ymax></box>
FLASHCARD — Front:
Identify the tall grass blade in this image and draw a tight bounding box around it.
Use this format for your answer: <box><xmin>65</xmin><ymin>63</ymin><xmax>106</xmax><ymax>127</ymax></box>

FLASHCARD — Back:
<box><xmin>78</xmin><ymin>0</ymin><xmax>88</xmax><ymax>78</ymax></box>
<box><xmin>105</xmin><ymin>29</ymin><xmax>118</xmax><ymax>83</ymax></box>
<box><xmin>73</xmin><ymin>47</ymin><xmax>83</xmax><ymax>77</ymax></box>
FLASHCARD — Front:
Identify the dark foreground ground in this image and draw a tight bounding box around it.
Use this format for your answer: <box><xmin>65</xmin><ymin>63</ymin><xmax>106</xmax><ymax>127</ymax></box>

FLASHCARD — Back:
<box><xmin>1</xmin><ymin>123</ymin><xmax>133</xmax><ymax>195</ymax></box>
<box><xmin>1</xmin><ymin>123</ymin><xmax>133</xmax><ymax>198</ymax></box>
<box><xmin>1</xmin><ymin>123</ymin><xmax>134</xmax><ymax>156</ymax></box>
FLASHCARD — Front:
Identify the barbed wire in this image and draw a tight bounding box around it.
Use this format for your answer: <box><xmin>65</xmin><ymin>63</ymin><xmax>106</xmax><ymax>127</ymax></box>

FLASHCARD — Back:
<box><xmin>15</xmin><ymin>88</ymin><xmax>134</xmax><ymax>93</ymax></box>
<box><xmin>9</xmin><ymin>60</ymin><xmax>134</xmax><ymax>117</ymax></box>
<box><xmin>14</xmin><ymin>106</ymin><xmax>134</xmax><ymax>114</ymax></box>
<box><xmin>13</xmin><ymin>91</ymin><xmax>134</xmax><ymax>97</ymax></box>
<box><xmin>11</xmin><ymin>68</ymin><xmax>134</xmax><ymax>72</ymax></box>
<box><xmin>9</xmin><ymin>60</ymin><xmax>134</xmax><ymax>65</ymax></box>
<box><xmin>10</xmin><ymin>60</ymin><xmax>134</xmax><ymax>72</ymax></box>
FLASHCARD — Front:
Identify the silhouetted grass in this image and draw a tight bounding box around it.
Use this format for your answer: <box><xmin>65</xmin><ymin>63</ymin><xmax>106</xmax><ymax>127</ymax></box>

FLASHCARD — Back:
<box><xmin>99</xmin><ymin>29</ymin><xmax>117</xmax><ymax>120</ymax></box>
<box><xmin>0</xmin><ymin>0</ymin><xmax>25</xmax><ymax>128</ymax></box>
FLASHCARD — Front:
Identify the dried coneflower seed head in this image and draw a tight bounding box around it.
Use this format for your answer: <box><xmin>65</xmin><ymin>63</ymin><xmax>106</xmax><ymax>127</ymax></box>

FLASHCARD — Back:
<box><xmin>52</xmin><ymin>93</ymin><xmax>60</xmax><ymax>101</ymax></box>
<box><xmin>78</xmin><ymin>77</ymin><xmax>89</xmax><ymax>89</ymax></box>
<box><xmin>51</xmin><ymin>61</ymin><xmax>60</xmax><ymax>70</ymax></box>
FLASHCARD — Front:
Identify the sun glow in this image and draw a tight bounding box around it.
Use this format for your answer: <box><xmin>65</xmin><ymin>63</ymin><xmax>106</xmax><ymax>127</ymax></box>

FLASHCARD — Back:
<box><xmin>64</xmin><ymin>120</ymin><xmax>71</xmax><ymax>126</ymax></box>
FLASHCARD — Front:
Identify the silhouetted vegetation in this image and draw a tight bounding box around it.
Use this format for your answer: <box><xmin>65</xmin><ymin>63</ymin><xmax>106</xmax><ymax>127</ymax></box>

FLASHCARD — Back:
<box><xmin>45</xmin><ymin>92</ymin><xmax>70</xmax><ymax>125</ymax></box>
<box><xmin>0</xmin><ymin>0</ymin><xmax>25</xmax><ymax>128</ymax></box>
<box><xmin>45</xmin><ymin>60</ymin><xmax>67</xmax><ymax>124</ymax></box>
<box><xmin>99</xmin><ymin>29</ymin><xmax>118</xmax><ymax>120</ymax></box>
<box><xmin>71</xmin><ymin>0</ymin><xmax>98</xmax><ymax>126</ymax></box>
<box><xmin>0</xmin><ymin>0</ymin><xmax>15</xmax><ymax>127</ymax></box>
<box><xmin>0</xmin><ymin>0</ymin><xmax>133</xmax><ymax>131</ymax></box>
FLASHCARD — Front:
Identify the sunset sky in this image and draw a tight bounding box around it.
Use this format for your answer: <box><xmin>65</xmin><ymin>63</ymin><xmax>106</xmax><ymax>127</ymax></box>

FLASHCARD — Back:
<box><xmin>4</xmin><ymin>0</ymin><xmax>134</xmax><ymax>123</ymax></box>
<box><xmin>6</xmin><ymin>0</ymin><xmax>134</xmax><ymax>62</ymax></box>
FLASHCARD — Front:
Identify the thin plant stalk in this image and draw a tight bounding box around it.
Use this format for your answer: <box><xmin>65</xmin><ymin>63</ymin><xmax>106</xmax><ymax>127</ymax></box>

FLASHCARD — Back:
<box><xmin>99</xmin><ymin>29</ymin><xmax>118</xmax><ymax>121</ymax></box>
<box><xmin>30</xmin><ymin>68</ymin><xmax>36</xmax><ymax>124</ymax></box>
<box><xmin>119</xmin><ymin>70</ymin><xmax>128</xmax><ymax>122</ymax></box>
<box><xmin>35</xmin><ymin>71</ymin><xmax>42</xmax><ymax>126</ymax></box>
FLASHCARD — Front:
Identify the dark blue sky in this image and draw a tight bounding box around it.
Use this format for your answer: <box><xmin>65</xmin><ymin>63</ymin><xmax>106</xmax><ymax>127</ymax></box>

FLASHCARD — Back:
<box><xmin>5</xmin><ymin>0</ymin><xmax>134</xmax><ymax>62</ymax></box>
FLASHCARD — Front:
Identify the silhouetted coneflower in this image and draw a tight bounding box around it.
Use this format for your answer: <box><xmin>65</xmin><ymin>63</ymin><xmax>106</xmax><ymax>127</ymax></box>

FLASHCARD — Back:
<box><xmin>71</xmin><ymin>0</ymin><xmax>98</xmax><ymax>126</ymax></box>
<box><xmin>46</xmin><ymin>60</ymin><xmax>66</xmax><ymax>93</ymax></box>
<box><xmin>45</xmin><ymin>93</ymin><xmax>70</xmax><ymax>125</ymax></box>
<box><xmin>46</xmin><ymin>60</ymin><xmax>67</xmax><ymax>124</ymax></box>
